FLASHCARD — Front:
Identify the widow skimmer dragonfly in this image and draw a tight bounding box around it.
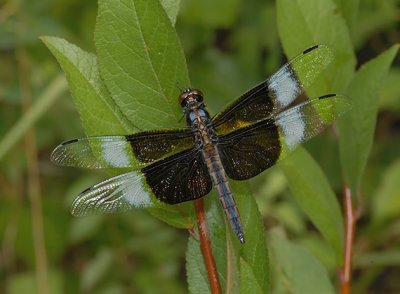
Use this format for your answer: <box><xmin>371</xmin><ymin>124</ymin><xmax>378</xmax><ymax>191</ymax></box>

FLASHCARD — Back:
<box><xmin>51</xmin><ymin>45</ymin><xmax>350</xmax><ymax>244</ymax></box>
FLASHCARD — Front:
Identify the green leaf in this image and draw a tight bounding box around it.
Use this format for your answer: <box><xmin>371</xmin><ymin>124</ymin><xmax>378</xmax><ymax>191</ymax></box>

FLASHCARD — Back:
<box><xmin>338</xmin><ymin>44</ymin><xmax>399</xmax><ymax>194</ymax></box>
<box><xmin>95</xmin><ymin>0</ymin><xmax>190</xmax><ymax>130</ymax></box>
<box><xmin>276</xmin><ymin>0</ymin><xmax>355</xmax><ymax>93</ymax></box>
<box><xmin>81</xmin><ymin>248</ymin><xmax>113</xmax><ymax>291</ymax></box>
<box><xmin>147</xmin><ymin>202</ymin><xmax>195</xmax><ymax>229</ymax></box>
<box><xmin>41</xmin><ymin>36</ymin><xmax>132</xmax><ymax>136</ymax></box>
<box><xmin>298</xmin><ymin>235</ymin><xmax>337</xmax><ymax>272</ymax></box>
<box><xmin>186</xmin><ymin>237</ymin><xmax>208</xmax><ymax>294</ymax></box>
<box><xmin>43</xmin><ymin>7</ymin><xmax>194</xmax><ymax>229</ymax></box>
<box><xmin>280</xmin><ymin>148</ymin><xmax>344</xmax><ymax>263</ymax></box>
<box><xmin>239</xmin><ymin>258</ymin><xmax>263</xmax><ymax>294</ymax></box>
<box><xmin>373</xmin><ymin>159</ymin><xmax>400</xmax><ymax>222</ymax></box>
<box><xmin>271</xmin><ymin>237</ymin><xmax>335</xmax><ymax>294</ymax></box>
<box><xmin>233</xmin><ymin>181</ymin><xmax>269</xmax><ymax>292</ymax></box>
<box><xmin>186</xmin><ymin>236</ymin><xmax>217</xmax><ymax>294</ymax></box>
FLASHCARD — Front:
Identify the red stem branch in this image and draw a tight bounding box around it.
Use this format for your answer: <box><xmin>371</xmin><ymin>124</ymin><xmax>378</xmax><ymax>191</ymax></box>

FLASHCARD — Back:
<box><xmin>340</xmin><ymin>184</ymin><xmax>362</xmax><ymax>294</ymax></box>
<box><xmin>194</xmin><ymin>199</ymin><xmax>222</xmax><ymax>294</ymax></box>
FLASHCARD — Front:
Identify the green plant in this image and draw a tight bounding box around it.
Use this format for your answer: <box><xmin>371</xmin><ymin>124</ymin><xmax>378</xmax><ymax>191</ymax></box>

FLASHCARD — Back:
<box><xmin>1</xmin><ymin>0</ymin><xmax>397</xmax><ymax>292</ymax></box>
<box><xmin>43</xmin><ymin>0</ymin><xmax>400</xmax><ymax>292</ymax></box>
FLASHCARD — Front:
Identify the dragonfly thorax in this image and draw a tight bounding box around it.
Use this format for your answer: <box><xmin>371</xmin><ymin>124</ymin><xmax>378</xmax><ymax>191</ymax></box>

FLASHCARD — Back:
<box><xmin>180</xmin><ymin>88</ymin><xmax>211</xmax><ymax>127</ymax></box>
<box><xmin>179</xmin><ymin>90</ymin><xmax>216</xmax><ymax>148</ymax></box>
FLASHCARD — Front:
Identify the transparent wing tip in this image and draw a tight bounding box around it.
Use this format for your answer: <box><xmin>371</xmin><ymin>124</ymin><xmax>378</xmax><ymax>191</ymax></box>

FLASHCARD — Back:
<box><xmin>318</xmin><ymin>93</ymin><xmax>352</xmax><ymax>116</ymax></box>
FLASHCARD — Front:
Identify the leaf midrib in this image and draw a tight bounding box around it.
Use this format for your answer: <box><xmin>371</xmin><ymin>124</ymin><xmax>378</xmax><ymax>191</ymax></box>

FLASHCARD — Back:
<box><xmin>129</xmin><ymin>0</ymin><xmax>177</xmax><ymax>120</ymax></box>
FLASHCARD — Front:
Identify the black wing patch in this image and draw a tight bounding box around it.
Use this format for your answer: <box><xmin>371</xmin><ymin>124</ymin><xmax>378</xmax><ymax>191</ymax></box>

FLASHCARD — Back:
<box><xmin>142</xmin><ymin>148</ymin><xmax>212</xmax><ymax>204</ymax></box>
<box><xmin>126</xmin><ymin>129</ymin><xmax>194</xmax><ymax>163</ymax></box>
<box><xmin>213</xmin><ymin>82</ymin><xmax>276</xmax><ymax>135</ymax></box>
<box><xmin>218</xmin><ymin>119</ymin><xmax>281</xmax><ymax>180</ymax></box>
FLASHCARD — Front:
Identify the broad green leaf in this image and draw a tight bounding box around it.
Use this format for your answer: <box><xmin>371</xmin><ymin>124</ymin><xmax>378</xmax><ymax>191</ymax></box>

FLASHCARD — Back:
<box><xmin>43</xmin><ymin>37</ymin><xmax>173</xmax><ymax>220</ymax></box>
<box><xmin>338</xmin><ymin>44</ymin><xmax>399</xmax><ymax>195</ymax></box>
<box><xmin>148</xmin><ymin>203</ymin><xmax>195</xmax><ymax>229</ymax></box>
<box><xmin>41</xmin><ymin>36</ymin><xmax>132</xmax><ymax>135</ymax></box>
<box><xmin>299</xmin><ymin>235</ymin><xmax>336</xmax><ymax>273</ymax></box>
<box><xmin>271</xmin><ymin>237</ymin><xmax>335</xmax><ymax>294</ymax></box>
<box><xmin>233</xmin><ymin>181</ymin><xmax>269</xmax><ymax>292</ymax></box>
<box><xmin>81</xmin><ymin>248</ymin><xmax>113</xmax><ymax>291</ymax></box>
<box><xmin>239</xmin><ymin>258</ymin><xmax>263</xmax><ymax>294</ymax></box>
<box><xmin>280</xmin><ymin>148</ymin><xmax>344</xmax><ymax>263</ymax></box>
<box><xmin>95</xmin><ymin>0</ymin><xmax>190</xmax><ymax>130</ymax></box>
<box><xmin>43</xmin><ymin>14</ymin><xmax>194</xmax><ymax>229</ymax></box>
<box><xmin>373</xmin><ymin>159</ymin><xmax>400</xmax><ymax>222</ymax></box>
<box><xmin>277</xmin><ymin>0</ymin><xmax>355</xmax><ymax>93</ymax></box>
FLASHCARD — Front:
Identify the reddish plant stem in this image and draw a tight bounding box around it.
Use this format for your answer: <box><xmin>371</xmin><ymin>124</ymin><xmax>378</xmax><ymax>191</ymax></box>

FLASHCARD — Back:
<box><xmin>340</xmin><ymin>185</ymin><xmax>362</xmax><ymax>294</ymax></box>
<box><xmin>194</xmin><ymin>199</ymin><xmax>222</xmax><ymax>294</ymax></box>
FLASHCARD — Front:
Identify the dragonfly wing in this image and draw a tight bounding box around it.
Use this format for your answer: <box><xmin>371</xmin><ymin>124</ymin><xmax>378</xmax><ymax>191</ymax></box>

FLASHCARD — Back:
<box><xmin>51</xmin><ymin>129</ymin><xmax>194</xmax><ymax>169</ymax></box>
<box><xmin>218</xmin><ymin>94</ymin><xmax>350</xmax><ymax>180</ymax></box>
<box><xmin>72</xmin><ymin>171</ymin><xmax>158</xmax><ymax>216</ymax></box>
<box><xmin>212</xmin><ymin>45</ymin><xmax>334</xmax><ymax>135</ymax></box>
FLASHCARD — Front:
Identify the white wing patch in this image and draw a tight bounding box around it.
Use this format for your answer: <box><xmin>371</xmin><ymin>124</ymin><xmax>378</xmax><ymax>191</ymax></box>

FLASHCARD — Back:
<box><xmin>102</xmin><ymin>140</ymin><xmax>131</xmax><ymax>167</ymax></box>
<box><xmin>268</xmin><ymin>66</ymin><xmax>301</xmax><ymax>108</ymax></box>
<box><xmin>123</xmin><ymin>174</ymin><xmax>152</xmax><ymax>207</ymax></box>
<box><xmin>277</xmin><ymin>108</ymin><xmax>305</xmax><ymax>149</ymax></box>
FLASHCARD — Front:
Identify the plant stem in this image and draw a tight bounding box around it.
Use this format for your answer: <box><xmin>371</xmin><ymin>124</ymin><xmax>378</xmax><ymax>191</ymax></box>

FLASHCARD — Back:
<box><xmin>0</xmin><ymin>75</ymin><xmax>67</xmax><ymax>160</ymax></box>
<box><xmin>17</xmin><ymin>41</ymin><xmax>49</xmax><ymax>294</ymax></box>
<box><xmin>340</xmin><ymin>184</ymin><xmax>362</xmax><ymax>294</ymax></box>
<box><xmin>194</xmin><ymin>199</ymin><xmax>222</xmax><ymax>294</ymax></box>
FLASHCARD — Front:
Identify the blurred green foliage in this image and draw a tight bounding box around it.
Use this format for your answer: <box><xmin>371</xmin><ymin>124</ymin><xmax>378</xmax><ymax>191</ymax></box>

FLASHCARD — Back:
<box><xmin>0</xmin><ymin>0</ymin><xmax>399</xmax><ymax>293</ymax></box>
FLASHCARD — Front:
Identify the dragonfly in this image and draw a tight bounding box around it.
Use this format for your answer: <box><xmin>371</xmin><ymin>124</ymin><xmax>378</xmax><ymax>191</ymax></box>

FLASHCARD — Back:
<box><xmin>51</xmin><ymin>45</ymin><xmax>350</xmax><ymax>244</ymax></box>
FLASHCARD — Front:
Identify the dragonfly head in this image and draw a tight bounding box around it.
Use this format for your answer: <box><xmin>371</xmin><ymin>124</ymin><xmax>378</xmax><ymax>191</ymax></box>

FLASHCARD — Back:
<box><xmin>179</xmin><ymin>88</ymin><xmax>204</xmax><ymax>108</ymax></box>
